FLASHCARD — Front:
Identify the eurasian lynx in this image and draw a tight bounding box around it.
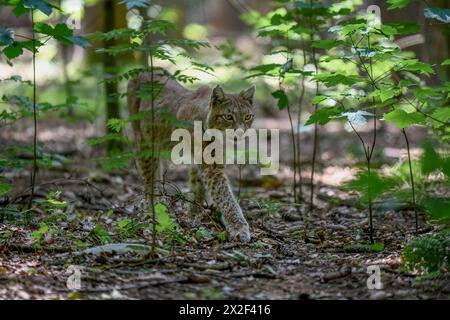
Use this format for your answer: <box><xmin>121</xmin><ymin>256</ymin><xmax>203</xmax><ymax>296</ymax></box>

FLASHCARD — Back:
<box><xmin>127</xmin><ymin>72</ymin><xmax>255</xmax><ymax>242</ymax></box>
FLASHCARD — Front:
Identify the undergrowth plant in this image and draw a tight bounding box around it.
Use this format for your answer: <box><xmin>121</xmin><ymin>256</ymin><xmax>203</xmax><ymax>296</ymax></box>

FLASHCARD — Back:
<box><xmin>305</xmin><ymin>6</ymin><xmax>449</xmax><ymax>242</ymax></box>
<box><xmin>244</xmin><ymin>0</ymin><xmax>354</xmax><ymax>215</ymax></box>
<box><xmin>89</xmin><ymin>1</ymin><xmax>211</xmax><ymax>253</ymax></box>
<box><xmin>0</xmin><ymin>0</ymin><xmax>89</xmax><ymax>208</ymax></box>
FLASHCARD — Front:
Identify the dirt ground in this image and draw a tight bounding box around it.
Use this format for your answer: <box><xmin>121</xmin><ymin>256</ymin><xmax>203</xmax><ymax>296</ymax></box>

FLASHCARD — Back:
<box><xmin>0</xmin><ymin>118</ymin><xmax>448</xmax><ymax>300</ymax></box>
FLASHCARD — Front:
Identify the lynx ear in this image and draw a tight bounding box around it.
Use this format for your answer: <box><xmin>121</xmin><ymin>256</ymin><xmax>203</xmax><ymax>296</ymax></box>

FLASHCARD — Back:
<box><xmin>211</xmin><ymin>85</ymin><xmax>226</xmax><ymax>105</ymax></box>
<box><xmin>240</xmin><ymin>85</ymin><xmax>255</xmax><ymax>103</ymax></box>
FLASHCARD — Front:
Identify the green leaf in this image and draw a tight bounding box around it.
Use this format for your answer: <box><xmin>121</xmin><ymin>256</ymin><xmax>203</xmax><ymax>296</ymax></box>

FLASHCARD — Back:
<box><xmin>93</xmin><ymin>225</ymin><xmax>111</xmax><ymax>244</ymax></box>
<box><xmin>119</xmin><ymin>0</ymin><xmax>151</xmax><ymax>10</ymax></box>
<box><xmin>305</xmin><ymin>107</ymin><xmax>342</xmax><ymax>125</ymax></box>
<box><xmin>290</xmin><ymin>25</ymin><xmax>313</xmax><ymax>35</ymax></box>
<box><xmin>313</xmin><ymin>73</ymin><xmax>360</xmax><ymax>87</ymax></box>
<box><xmin>23</xmin><ymin>0</ymin><xmax>54</xmax><ymax>16</ymax></box>
<box><xmin>34</xmin><ymin>23</ymin><xmax>91</xmax><ymax>47</ymax></box>
<box><xmin>0</xmin><ymin>181</ymin><xmax>12</xmax><ymax>195</ymax></box>
<box><xmin>32</xmin><ymin>223</ymin><xmax>49</xmax><ymax>241</ymax></box>
<box><xmin>144</xmin><ymin>20</ymin><xmax>177</xmax><ymax>35</ymax></box>
<box><xmin>34</xmin><ymin>22</ymin><xmax>91</xmax><ymax>48</ymax></box>
<box><xmin>271</xmin><ymin>89</ymin><xmax>288</xmax><ymax>110</ymax></box>
<box><xmin>345</xmin><ymin>170</ymin><xmax>398</xmax><ymax>203</ymax></box>
<box><xmin>34</xmin><ymin>22</ymin><xmax>71</xmax><ymax>37</ymax></box>
<box><xmin>340</xmin><ymin>110</ymin><xmax>374</xmax><ymax>126</ymax></box>
<box><xmin>431</xmin><ymin>107</ymin><xmax>450</xmax><ymax>124</ymax></box>
<box><xmin>399</xmin><ymin>79</ymin><xmax>416</xmax><ymax>87</ymax></box>
<box><xmin>384</xmin><ymin>22</ymin><xmax>420</xmax><ymax>35</ymax></box>
<box><xmin>383</xmin><ymin>109</ymin><xmax>426</xmax><ymax>128</ymax></box>
<box><xmin>107</xmin><ymin>118</ymin><xmax>128</xmax><ymax>132</ymax></box>
<box><xmin>311</xmin><ymin>95</ymin><xmax>328</xmax><ymax>104</ymax></box>
<box><xmin>373</xmin><ymin>88</ymin><xmax>400</xmax><ymax>102</ymax></box>
<box><xmin>66</xmin><ymin>36</ymin><xmax>91</xmax><ymax>48</ymax></box>
<box><xmin>403</xmin><ymin>230</ymin><xmax>450</xmax><ymax>274</ymax></box>
<box><xmin>340</xmin><ymin>23</ymin><xmax>365</xmax><ymax>36</ymax></box>
<box><xmin>396</xmin><ymin>60</ymin><xmax>434</xmax><ymax>75</ymax></box>
<box><xmin>380</xmin><ymin>25</ymin><xmax>398</xmax><ymax>36</ymax></box>
<box><xmin>386</xmin><ymin>0</ymin><xmax>414</xmax><ymax>10</ymax></box>
<box><xmin>344</xmin><ymin>242</ymin><xmax>385</xmax><ymax>252</ymax></box>
<box><xmin>294</xmin><ymin>1</ymin><xmax>331</xmax><ymax>16</ymax></box>
<box><xmin>11</xmin><ymin>3</ymin><xmax>29</xmax><ymax>16</ymax></box>
<box><xmin>311</xmin><ymin>39</ymin><xmax>343</xmax><ymax>49</ymax></box>
<box><xmin>0</xmin><ymin>27</ymin><xmax>14</xmax><ymax>46</ymax></box>
<box><xmin>423</xmin><ymin>198</ymin><xmax>450</xmax><ymax>223</ymax></box>
<box><xmin>441</xmin><ymin>59</ymin><xmax>450</xmax><ymax>66</ymax></box>
<box><xmin>3</xmin><ymin>44</ymin><xmax>23</xmax><ymax>59</ymax></box>
<box><xmin>117</xmin><ymin>218</ymin><xmax>131</xmax><ymax>229</ymax></box>
<box><xmin>420</xmin><ymin>142</ymin><xmax>442</xmax><ymax>175</ymax></box>
<box><xmin>280</xmin><ymin>58</ymin><xmax>293</xmax><ymax>74</ymax></box>
<box><xmin>424</xmin><ymin>7</ymin><xmax>450</xmax><ymax>23</ymax></box>
<box><xmin>154</xmin><ymin>203</ymin><xmax>177</xmax><ymax>232</ymax></box>
<box><xmin>101</xmin><ymin>151</ymin><xmax>133</xmax><ymax>171</ymax></box>
<box><xmin>86</xmin><ymin>133</ymin><xmax>123</xmax><ymax>146</ymax></box>
<box><xmin>17</xmin><ymin>39</ymin><xmax>43</xmax><ymax>53</ymax></box>
<box><xmin>246</xmin><ymin>63</ymin><xmax>280</xmax><ymax>78</ymax></box>
<box><xmin>195</xmin><ymin>227</ymin><xmax>213</xmax><ymax>241</ymax></box>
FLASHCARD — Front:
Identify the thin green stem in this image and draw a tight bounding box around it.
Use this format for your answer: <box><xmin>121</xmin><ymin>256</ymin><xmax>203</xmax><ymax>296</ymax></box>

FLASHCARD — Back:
<box><xmin>402</xmin><ymin>128</ymin><xmax>418</xmax><ymax>233</ymax></box>
<box><xmin>309</xmin><ymin>0</ymin><xmax>320</xmax><ymax>213</ymax></box>
<box><xmin>283</xmin><ymin>32</ymin><xmax>299</xmax><ymax>210</ymax></box>
<box><xmin>27</xmin><ymin>9</ymin><xmax>37</xmax><ymax>210</ymax></box>
<box><xmin>149</xmin><ymin>51</ymin><xmax>156</xmax><ymax>256</ymax></box>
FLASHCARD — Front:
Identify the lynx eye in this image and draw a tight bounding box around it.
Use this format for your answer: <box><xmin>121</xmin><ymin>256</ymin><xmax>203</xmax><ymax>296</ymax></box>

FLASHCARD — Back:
<box><xmin>244</xmin><ymin>114</ymin><xmax>253</xmax><ymax>121</ymax></box>
<box><xmin>223</xmin><ymin>114</ymin><xmax>234</xmax><ymax>121</ymax></box>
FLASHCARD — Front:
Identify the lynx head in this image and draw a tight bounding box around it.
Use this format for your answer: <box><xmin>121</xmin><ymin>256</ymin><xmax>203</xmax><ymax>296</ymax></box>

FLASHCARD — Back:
<box><xmin>206</xmin><ymin>85</ymin><xmax>255</xmax><ymax>133</ymax></box>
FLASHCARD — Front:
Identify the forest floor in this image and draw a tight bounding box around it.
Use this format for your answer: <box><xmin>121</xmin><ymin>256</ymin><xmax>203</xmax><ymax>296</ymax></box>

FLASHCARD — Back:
<box><xmin>0</xmin><ymin>118</ymin><xmax>449</xmax><ymax>300</ymax></box>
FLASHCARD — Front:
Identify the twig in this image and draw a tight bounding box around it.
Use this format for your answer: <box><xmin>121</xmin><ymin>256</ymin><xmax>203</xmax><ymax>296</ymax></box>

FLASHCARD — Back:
<box><xmin>27</xmin><ymin>9</ymin><xmax>38</xmax><ymax>210</ymax></box>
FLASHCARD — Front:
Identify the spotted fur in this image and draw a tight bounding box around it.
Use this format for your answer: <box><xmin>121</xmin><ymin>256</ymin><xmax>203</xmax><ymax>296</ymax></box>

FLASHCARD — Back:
<box><xmin>128</xmin><ymin>72</ymin><xmax>255</xmax><ymax>242</ymax></box>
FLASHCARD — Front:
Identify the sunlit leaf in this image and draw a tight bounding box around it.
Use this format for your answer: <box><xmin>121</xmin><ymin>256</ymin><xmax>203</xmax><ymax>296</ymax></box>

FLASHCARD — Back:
<box><xmin>311</xmin><ymin>39</ymin><xmax>343</xmax><ymax>49</ymax></box>
<box><xmin>119</xmin><ymin>0</ymin><xmax>151</xmax><ymax>10</ymax></box>
<box><xmin>384</xmin><ymin>22</ymin><xmax>420</xmax><ymax>35</ymax></box>
<box><xmin>340</xmin><ymin>110</ymin><xmax>374</xmax><ymax>126</ymax></box>
<box><xmin>431</xmin><ymin>107</ymin><xmax>450</xmax><ymax>124</ymax></box>
<box><xmin>383</xmin><ymin>109</ymin><xmax>426</xmax><ymax>128</ymax></box>
<box><xmin>424</xmin><ymin>7</ymin><xmax>450</xmax><ymax>23</ymax></box>
<box><xmin>313</xmin><ymin>73</ymin><xmax>360</xmax><ymax>87</ymax></box>
<box><xmin>441</xmin><ymin>58</ymin><xmax>450</xmax><ymax>66</ymax></box>
<box><xmin>0</xmin><ymin>27</ymin><xmax>14</xmax><ymax>46</ymax></box>
<box><xmin>280</xmin><ymin>58</ymin><xmax>293</xmax><ymax>74</ymax></box>
<box><xmin>65</xmin><ymin>36</ymin><xmax>91</xmax><ymax>48</ymax></box>
<box><xmin>305</xmin><ymin>107</ymin><xmax>342</xmax><ymax>125</ymax></box>
<box><xmin>386</xmin><ymin>0</ymin><xmax>414</xmax><ymax>10</ymax></box>
<box><xmin>23</xmin><ymin>0</ymin><xmax>54</xmax><ymax>16</ymax></box>
<box><xmin>395</xmin><ymin>59</ymin><xmax>434</xmax><ymax>75</ymax></box>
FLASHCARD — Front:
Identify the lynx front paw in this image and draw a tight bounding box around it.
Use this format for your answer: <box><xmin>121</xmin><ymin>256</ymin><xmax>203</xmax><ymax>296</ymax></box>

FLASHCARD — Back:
<box><xmin>228</xmin><ymin>223</ymin><xmax>251</xmax><ymax>243</ymax></box>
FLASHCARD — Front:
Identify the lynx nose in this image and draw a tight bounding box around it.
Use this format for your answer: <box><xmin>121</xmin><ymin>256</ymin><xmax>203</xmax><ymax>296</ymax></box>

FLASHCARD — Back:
<box><xmin>234</xmin><ymin>128</ymin><xmax>245</xmax><ymax>142</ymax></box>
<box><xmin>236</xmin><ymin>128</ymin><xmax>245</xmax><ymax>138</ymax></box>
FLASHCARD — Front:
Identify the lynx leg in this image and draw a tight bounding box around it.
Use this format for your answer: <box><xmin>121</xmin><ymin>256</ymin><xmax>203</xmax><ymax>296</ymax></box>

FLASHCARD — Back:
<box><xmin>138</xmin><ymin>155</ymin><xmax>160</xmax><ymax>202</ymax></box>
<box><xmin>201</xmin><ymin>164</ymin><xmax>250</xmax><ymax>242</ymax></box>
<box><xmin>187</xmin><ymin>166</ymin><xmax>207</xmax><ymax>224</ymax></box>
